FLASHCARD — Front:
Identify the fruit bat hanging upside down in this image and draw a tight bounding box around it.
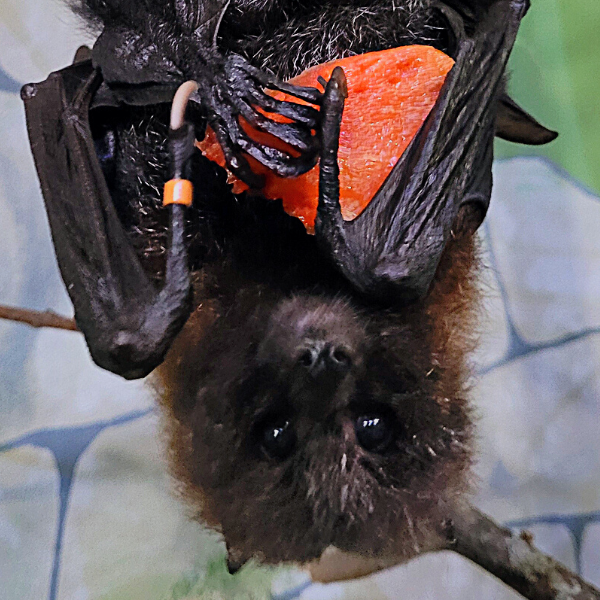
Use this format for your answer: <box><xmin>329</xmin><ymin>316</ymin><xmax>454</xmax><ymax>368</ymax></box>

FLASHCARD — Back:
<box><xmin>21</xmin><ymin>0</ymin><xmax>556</xmax><ymax>574</ymax></box>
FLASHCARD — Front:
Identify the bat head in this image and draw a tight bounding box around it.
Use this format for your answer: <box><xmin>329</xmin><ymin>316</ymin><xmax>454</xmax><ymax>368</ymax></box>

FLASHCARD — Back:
<box><xmin>157</xmin><ymin>234</ymin><xmax>478</xmax><ymax>564</ymax></box>
<box><xmin>55</xmin><ymin>0</ymin><xmax>551</xmax><ymax>568</ymax></box>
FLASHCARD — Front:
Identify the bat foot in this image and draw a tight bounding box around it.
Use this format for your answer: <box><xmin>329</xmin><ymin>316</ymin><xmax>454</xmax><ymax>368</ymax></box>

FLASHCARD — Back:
<box><xmin>203</xmin><ymin>55</ymin><xmax>322</xmax><ymax>186</ymax></box>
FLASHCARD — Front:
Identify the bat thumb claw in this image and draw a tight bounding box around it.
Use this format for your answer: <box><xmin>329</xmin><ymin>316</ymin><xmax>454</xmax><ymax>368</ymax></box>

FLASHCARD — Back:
<box><xmin>326</xmin><ymin>67</ymin><xmax>348</xmax><ymax>102</ymax></box>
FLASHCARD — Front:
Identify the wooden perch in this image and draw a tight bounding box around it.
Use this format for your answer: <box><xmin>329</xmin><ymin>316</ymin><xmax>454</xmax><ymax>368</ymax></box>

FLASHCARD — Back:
<box><xmin>0</xmin><ymin>304</ymin><xmax>78</xmax><ymax>332</ymax></box>
<box><xmin>309</xmin><ymin>503</ymin><xmax>600</xmax><ymax>600</ymax></box>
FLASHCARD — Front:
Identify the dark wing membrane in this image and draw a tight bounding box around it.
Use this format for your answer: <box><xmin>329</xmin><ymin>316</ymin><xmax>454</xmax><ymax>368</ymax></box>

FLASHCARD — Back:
<box><xmin>72</xmin><ymin>0</ymin><xmax>230</xmax><ymax>85</ymax></box>
<box><xmin>315</xmin><ymin>0</ymin><xmax>530</xmax><ymax>304</ymax></box>
<box><xmin>22</xmin><ymin>61</ymin><xmax>192</xmax><ymax>379</ymax></box>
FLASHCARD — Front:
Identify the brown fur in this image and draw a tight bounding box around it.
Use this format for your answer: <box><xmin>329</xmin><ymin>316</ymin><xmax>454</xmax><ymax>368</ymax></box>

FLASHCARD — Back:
<box><xmin>155</xmin><ymin>225</ymin><xmax>482</xmax><ymax>565</ymax></box>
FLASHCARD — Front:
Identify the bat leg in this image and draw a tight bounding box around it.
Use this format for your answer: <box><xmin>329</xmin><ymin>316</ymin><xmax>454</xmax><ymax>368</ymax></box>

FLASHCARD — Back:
<box><xmin>23</xmin><ymin>64</ymin><xmax>193</xmax><ymax>379</ymax></box>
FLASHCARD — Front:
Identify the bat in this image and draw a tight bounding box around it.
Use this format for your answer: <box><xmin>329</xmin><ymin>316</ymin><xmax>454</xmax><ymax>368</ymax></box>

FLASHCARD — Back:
<box><xmin>22</xmin><ymin>0</ymin><xmax>557</xmax><ymax>573</ymax></box>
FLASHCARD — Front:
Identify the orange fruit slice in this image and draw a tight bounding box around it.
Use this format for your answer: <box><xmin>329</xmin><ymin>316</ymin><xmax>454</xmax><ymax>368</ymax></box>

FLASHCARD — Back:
<box><xmin>198</xmin><ymin>46</ymin><xmax>454</xmax><ymax>232</ymax></box>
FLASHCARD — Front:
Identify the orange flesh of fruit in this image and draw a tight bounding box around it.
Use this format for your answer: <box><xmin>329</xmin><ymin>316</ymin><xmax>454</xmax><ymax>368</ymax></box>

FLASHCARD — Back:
<box><xmin>198</xmin><ymin>46</ymin><xmax>454</xmax><ymax>232</ymax></box>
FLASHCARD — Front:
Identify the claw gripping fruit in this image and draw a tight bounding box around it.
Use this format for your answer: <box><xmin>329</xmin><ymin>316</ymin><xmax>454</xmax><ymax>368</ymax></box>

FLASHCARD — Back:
<box><xmin>199</xmin><ymin>46</ymin><xmax>454</xmax><ymax>232</ymax></box>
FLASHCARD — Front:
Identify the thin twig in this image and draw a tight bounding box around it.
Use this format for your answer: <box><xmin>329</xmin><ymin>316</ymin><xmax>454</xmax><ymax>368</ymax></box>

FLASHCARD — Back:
<box><xmin>0</xmin><ymin>305</ymin><xmax>78</xmax><ymax>332</ymax></box>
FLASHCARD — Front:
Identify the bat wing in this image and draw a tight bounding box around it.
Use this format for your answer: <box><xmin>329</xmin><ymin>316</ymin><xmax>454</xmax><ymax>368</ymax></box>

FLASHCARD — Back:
<box><xmin>315</xmin><ymin>0</ymin><xmax>548</xmax><ymax>303</ymax></box>
<box><xmin>22</xmin><ymin>59</ymin><xmax>192</xmax><ymax>379</ymax></box>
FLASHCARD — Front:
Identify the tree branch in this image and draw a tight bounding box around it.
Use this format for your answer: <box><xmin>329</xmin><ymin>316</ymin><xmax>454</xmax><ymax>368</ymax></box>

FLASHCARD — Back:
<box><xmin>449</xmin><ymin>504</ymin><xmax>600</xmax><ymax>600</ymax></box>
<box><xmin>309</xmin><ymin>503</ymin><xmax>600</xmax><ymax>600</ymax></box>
<box><xmin>0</xmin><ymin>304</ymin><xmax>78</xmax><ymax>332</ymax></box>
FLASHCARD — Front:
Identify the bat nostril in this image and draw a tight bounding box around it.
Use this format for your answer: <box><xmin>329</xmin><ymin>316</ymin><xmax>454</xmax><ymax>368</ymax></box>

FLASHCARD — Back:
<box><xmin>299</xmin><ymin>348</ymin><xmax>318</xmax><ymax>368</ymax></box>
<box><xmin>298</xmin><ymin>342</ymin><xmax>352</xmax><ymax>376</ymax></box>
<box><xmin>330</xmin><ymin>346</ymin><xmax>352</xmax><ymax>368</ymax></box>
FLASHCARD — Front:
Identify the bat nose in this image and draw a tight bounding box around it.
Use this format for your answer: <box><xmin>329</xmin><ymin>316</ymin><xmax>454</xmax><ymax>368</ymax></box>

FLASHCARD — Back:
<box><xmin>298</xmin><ymin>342</ymin><xmax>352</xmax><ymax>378</ymax></box>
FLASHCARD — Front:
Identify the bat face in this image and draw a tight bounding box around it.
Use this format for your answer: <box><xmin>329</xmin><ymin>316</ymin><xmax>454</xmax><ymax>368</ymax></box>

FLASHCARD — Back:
<box><xmin>158</xmin><ymin>234</ymin><xmax>479</xmax><ymax>565</ymax></box>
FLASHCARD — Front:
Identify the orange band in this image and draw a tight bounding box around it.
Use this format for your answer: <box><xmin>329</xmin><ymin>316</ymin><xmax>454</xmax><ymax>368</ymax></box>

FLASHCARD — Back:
<box><xmin>163</xmin><ymin>179</ymin><xmax>193</xmax><ymax>207</ymax></box>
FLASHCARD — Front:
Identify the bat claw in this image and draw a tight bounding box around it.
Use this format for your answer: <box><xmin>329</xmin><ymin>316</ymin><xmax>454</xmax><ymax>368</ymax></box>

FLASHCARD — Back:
<box><xmin>316</xmin><ymin>67</ymin><xmax>347</xmax><ymax>231</ymax></box>
<box><xmin>211</xmin><ymin>119</ymin><xmax>265</xmax><ymax>188</ymax></box>
<box><xmin>204</xmin><ymin>54</ymin><xmax>322</xmax><ymax>185</ymax></box>
<box><xmin>227</xmin><ymin>54</ymin><xmax>323</xmax><ymax>105</ymax></box>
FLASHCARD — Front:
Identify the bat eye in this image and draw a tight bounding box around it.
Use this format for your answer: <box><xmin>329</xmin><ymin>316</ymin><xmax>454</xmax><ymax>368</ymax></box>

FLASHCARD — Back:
<box><xmin>260</xmin><ymin>418</ymin><xmax>296</xmax><ymax>460</ymax></box>
<box><xmin>355</xmin><ymin>413</ymin><xmax>393</xmax><ymax>453</ymax></box>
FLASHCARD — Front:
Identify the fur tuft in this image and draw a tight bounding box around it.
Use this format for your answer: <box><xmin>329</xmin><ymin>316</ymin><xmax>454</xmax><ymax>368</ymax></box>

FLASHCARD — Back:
<box><xmin>69</xmin><ymin>0</ymin><xmax>447</xmax><ymax>79</ymax></box>
<box><xmin>69</xmin><ymin>0</ymin><xmax>210</xmax><ymax>30</ymax></box>
<box><xmin>221</xmin><ymin>0</ymin><xmax>445</xmax><ymax>79</ymax></box>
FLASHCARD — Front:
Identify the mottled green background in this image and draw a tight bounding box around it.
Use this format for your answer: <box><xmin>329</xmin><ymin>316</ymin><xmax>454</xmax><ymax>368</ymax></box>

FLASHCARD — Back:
<box><xmin>497</xmin><ymin>0</ymin><xmax>600</xmax><ymax>194</ymax></box>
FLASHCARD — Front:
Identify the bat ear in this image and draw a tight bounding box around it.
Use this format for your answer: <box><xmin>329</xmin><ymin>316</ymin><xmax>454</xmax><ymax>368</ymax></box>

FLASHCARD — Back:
<box><xmin>495</xmin><ymin>93</ymin><xmax>558</xmax><ymax>145</ymax></box>
<box><xmin>73</xmin><ymin>46</ymin><xmax>92</xmax><ymax>64</ymax></box>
